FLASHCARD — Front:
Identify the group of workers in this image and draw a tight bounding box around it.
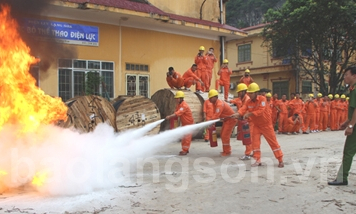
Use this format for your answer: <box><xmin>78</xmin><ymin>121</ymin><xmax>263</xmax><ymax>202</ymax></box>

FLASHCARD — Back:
<box><xmin>166</xmin><ymin>46</ymin><xmax>255</xmax><ymax>102</ymax></box>
<box><xmin>166</xmin><ymin>63</ymin><xmax>356</xmax><ymax>186</ymax></box>
<box><xmin>263</xmin><ymin>92</ymin><xmax>349</xmax><ymax>135</ymax></box>
<box><xmin>166</xmin><ymin>82</ymin><xmax>285</xmax><ymax>168</ymax></box>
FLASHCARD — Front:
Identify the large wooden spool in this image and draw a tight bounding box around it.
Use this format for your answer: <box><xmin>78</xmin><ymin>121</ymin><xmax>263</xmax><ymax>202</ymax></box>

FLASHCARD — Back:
<box><xmin>56</xmin><ymin>95</ymin><xmax>117</xmax><ymax>133</ymax></box>
<box><xmin>151</xmin><ymin>89</ymin><xmax>204</xmax><ymax>138</ymax></box>
<box><xmin>111</xmin><ymin>95</ymin><xmax>161</xmax><ymax>134</ymax></box>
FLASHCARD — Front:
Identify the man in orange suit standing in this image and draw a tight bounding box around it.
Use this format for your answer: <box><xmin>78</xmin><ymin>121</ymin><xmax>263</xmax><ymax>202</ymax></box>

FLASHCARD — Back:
<box><xmin>205</xmin><ymin>47</ymin><xmax>217</xmax><ymax>91</ymax></box>
<box><xmin>165</xmin><ymin>91</ymin><xmax>194</xmax><ymax>156</ymax></box>
<box><xmin>232</xmin><ymin>83</ymin><xmax>284</xmax><ymax>168</ymax></box>
<box><xmin>195</xmin><ymin>46</ymin><xmax>208</xmax><ymax>93</ymax></box>
<box><xmin>209</xmin><ymin>89</ymin><xmax>237</xmax><ymax>156</ymax></box>
<box><xmin>215</xmin><ymin>59</ymin><xmax>232</xmax><ymax>102</ymax></box>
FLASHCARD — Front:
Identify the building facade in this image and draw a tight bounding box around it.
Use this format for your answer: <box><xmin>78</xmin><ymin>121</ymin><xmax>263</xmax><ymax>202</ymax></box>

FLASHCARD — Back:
<box><xmin>20</xmin><ymin>0</ymin><xmax>246</xmax><ymax>101</ymax></box>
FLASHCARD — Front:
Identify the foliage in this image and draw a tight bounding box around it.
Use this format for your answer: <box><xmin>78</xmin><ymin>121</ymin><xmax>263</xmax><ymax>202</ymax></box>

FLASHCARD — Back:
<box><xmin>85</xmin><ymin>71</ymin><xmax>101</xmax><ymax>96</ymax></box>
<box><xmin>226</xmin><ymin>0</ymin><xmax>284</xmax><ymax>28</ymax></box>
<box><xmin>262</xmin><ymin>0</ymin><xmax>356</xmax><ymax>95</ymax></box>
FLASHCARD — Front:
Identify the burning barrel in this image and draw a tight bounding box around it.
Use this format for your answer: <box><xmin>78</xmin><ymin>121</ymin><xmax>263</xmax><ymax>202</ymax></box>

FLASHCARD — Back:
<box><xmin>111</xmin><ymin>95</ymin><xmax>161</xmax><ymax>134</ymax></box>
<box><xmin>151</xmin><ymin>89</ymin><xmax>204</xmax><ymax>138</ymax></box>
<box><xmin>56</xmin><ymin>95</ymin><xmax>117</xmax><ymax>133</ymax></box>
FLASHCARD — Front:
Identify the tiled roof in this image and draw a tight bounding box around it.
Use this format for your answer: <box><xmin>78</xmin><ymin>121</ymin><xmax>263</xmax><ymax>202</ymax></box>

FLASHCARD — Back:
<box><xmin>64</xmin><ymin>0</ymin><xmax>245</xmax><ymax>33</ymax></box>
<box><xmin>241</xmin><ymin>23</ymin><xmax>266</xmax><ymax>31</ymax></box>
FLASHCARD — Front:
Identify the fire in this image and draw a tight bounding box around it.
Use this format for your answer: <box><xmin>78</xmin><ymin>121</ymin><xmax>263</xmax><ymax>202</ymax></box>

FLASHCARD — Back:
<box><xmin>32</xmin><ymin>171</ymin><xmax>48</xmax><ymax>187</ymax></box>
<box><xmin>0</xmin><ymin>170</ymin><xmax>7</xmax><ymax>176</ymax></box>
<box><xmin>0</xmin><ymin>4</ymin><xmax>67</xmax><ymax>133</ymax></box>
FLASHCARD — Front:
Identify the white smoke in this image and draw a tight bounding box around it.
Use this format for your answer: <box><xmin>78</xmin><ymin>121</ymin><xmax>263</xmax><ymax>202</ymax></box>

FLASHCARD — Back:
<box><xmin>0</xmin><ymin>119</ymin><xmax>217</xmax><ymax>196</ymax></box>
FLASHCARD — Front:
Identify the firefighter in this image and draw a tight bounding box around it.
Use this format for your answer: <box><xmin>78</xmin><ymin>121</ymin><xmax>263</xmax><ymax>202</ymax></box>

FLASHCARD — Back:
<box><xmin>303</xmin><ymin>94</ymin><xmax>318</xmax><ymax>133</ymax></box>
<box><xmin>203</xmin><ymin>99</ymin><xmax>214</xmax><ymax>142</ymax></box>
<box><xmin>271</xmin><ymin>93</ymin><xmax>279</xmax><ymax>129</ymax></box>
<box><xmin>232</xmin><ymin>83</ymin><xmax>284</xmax><ymax>168</ymax></box>
<box><xmin>215</xmin><ymin>59</ymin><xmax>232</xmax><ymax>102</ymax></box>
<box><xmin>285</xmin><ymin>114</ymin><xmax>301</xmax><ymax>134</ymax></box>
<box><xmin>275</xmin><ymin>95</ymin><xmax>289</xmax><ymax>134</ymax></box>
<box><xmin>340</xmin><ymin>95</ymin><xmax>348</xmax><ymax>126</ymax></box>
<box><xmin>165</xmin><ymin>91</ymin><xmax>194</xmax><ymax>155</ymax></box>
<box><xmin>266</xmin><ymin>92</ymin><xmax>273</xmax><ymax>122</ymax></box>
<box><xmin>182</xmin><ymin>64</ymin><xmax>204</xmax><ymax>91</ymax></box>
<box><xmin>319</xmin><ymin>94</ymin><xmax>329</xmax><ymax>132</ymax></box>
<box><xmin>208</xmin><ymin>89</ymin><xmax>237</xmax><ymax>156</ymax></box>
<box><xmin>239</xmin><ymin>69</ymin><xmax>254</xmax><ymax>86</ymax></box>
<box><xmin>315</xmin><ymin>93</ymin><xmax>323</xmax><ymax>132</ymax></box>
<box><xmin>205</xmin><ymin>47</ymin><xmax>217</xmax><ymax>91</ymax></box>
<box><xmin>195</xmin><ymin>46</ymin><xmax>208</xmax><ymax>93</ymax></box>
<box><xmin>288</xmin><ymin>92</ymin><xmax>305</xmax><ymax>133</ymax></box>
<box><xmin>330</xmin><ymin>94</ymin><xmax>340</xmax><ymax>130</ymax></box>
<box><xmin>166</xmin><ymin>67</ymin><xmax>184</xmax><ymax>89</ymax></box>
<box><xmin>230</xmin><ymin>83</ymin><xmax>252</xmax><ymax>160</ymax></box>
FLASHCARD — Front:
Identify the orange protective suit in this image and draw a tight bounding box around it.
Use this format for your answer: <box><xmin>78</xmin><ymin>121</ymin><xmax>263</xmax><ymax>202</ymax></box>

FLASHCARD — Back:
<box><xmin>174</xmin><ymin>101</ymin><xmax>194</xmax><ymax>152</ymax></box>
<box><xmin>302</xmin><ymin>100</ymin><xmax>318</xmax><ymax>132</ymax></box>
<box><xmin>239</xmin><ymin>76</ymin><xmax>254</xmax><ymax>86</ymax></box>
<box><xmin>276</xmin><ymin>100</ymin><xmax>289</xmax><ymax>133</ymax></box>
<box><xmin>271</xmin><ymin>98</ymin><xmax>278</xmax><ymax>127</ymax></box>
<box><xmin>215</xmin><ymin>67</ymin><xmax>232</xmax><ymax>100</ymax></box>
<box><xmin>330</xmin><ymin>100</ymin><xmax>339</xmax><ymax>130</ymax></box>
<box><xmin>203</xmin><ymin>99</ymin><xmax>214</xmax><ymax>140</ymax></box>
<box><xmin>238</xmin><ymin>95</ymin><xmax>283</xmax><ymax>163</ymax></box>
<box><xmin>231</xmin><ymin>95</ymin><xmax>252</xmax><ymax>156</ymax></box>
<box><xmin>182</xmin><ymin>68</ymin><xmax>201</xmax><ymax>89</ymax></box>
<box><xmin>166</xmin><ymin>71</ymin><xmax>184</xmax><ymax>89</ymax></box>
<box><xmin>315</xmin><ymin>98</ymin><xmax>322</xmax><ymax>130</ymax></box>
<box><xmin>211</xmin><ymin>99</ymin><xmax>237</xmax><ymax>154</ymax></box>
<box><xmin>319</xmin><ymin>99</ymin><xmax>329</xmax><ymax>131</ymax></box>
<box><xmin>339</xmin><ymin>100</ymin><xmax>347</xmax><ymax>125</ymax></box>
<box><xmin>205</xmin><ymin>53</ymin><xmax>217</xmax><ymax>90</ymax></box>
<box><xmin>288</xmin><ymin>98</ymin><xmax>305</xmax><ymax>131</ymax></box>
<box><xmin>285</xmin><ymin>116</ymin><xmax>301</xmax><ymax>133</ymax></box>
<box><xmin>195</xmin><ymin>54</ymin><xmax>208</xmax><ymax>91</ymax></box>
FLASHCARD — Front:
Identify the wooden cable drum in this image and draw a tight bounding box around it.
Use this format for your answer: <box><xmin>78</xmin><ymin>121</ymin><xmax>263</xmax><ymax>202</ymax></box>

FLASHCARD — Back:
<box><xmin>56</xmin><ymin>95</ymin><xmax>117</xmax><ymax>133</ymax></box>
<box><xmin>111</xmin><ymin>95</ymin><xmax>161</xmax><ymax>135</ymax></box>
<box><xmin>151</xmin><ymin>89</ymin><xmax>204</xmax><ymax>138</ymax></box>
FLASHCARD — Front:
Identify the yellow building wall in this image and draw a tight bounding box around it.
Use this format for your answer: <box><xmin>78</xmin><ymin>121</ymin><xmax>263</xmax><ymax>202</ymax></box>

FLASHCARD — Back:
<box><xmin>149</xmin><ymin>0</ymin><xmax>221</xmax><ymax>22</ymax></box>
<box><xmin>36</xmin><ymin>17</ymin><xmax>221</xmax><ymax>98</ymax></box>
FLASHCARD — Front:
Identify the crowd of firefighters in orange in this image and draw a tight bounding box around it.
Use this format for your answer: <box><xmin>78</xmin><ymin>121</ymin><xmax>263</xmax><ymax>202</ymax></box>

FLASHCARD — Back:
<box><xmin>164</xmin><ymin>46</ymin><xmax>349</xmax><ymax>169</ymax></box>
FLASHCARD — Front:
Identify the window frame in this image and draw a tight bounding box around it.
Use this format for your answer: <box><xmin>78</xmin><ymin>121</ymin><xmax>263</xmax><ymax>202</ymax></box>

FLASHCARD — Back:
<box><xmin>125</xmin><ymin>74</ymin><xmax>150</xmax><ymax>98</ymax></box>
<box><xmin>238</xmin><ymin>44</ymin><xmax>251</xmax><ymax>63</ymax></box>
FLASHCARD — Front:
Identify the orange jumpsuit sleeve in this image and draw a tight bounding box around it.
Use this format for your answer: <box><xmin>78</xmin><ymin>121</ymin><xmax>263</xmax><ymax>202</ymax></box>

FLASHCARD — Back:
<box><xmin>251</xmin><ymin>98</ymin><xmax>266</xmax><ymax>117</ymax></box>
<box><xmin>212</xmin><ymin>100</ymin><xmax>224</xmax><ymax>119</ymax></box>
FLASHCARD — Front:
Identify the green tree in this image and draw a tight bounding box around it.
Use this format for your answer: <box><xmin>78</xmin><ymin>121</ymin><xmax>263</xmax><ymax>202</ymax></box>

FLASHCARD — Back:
<box><xmin>85</xmin><ymin>71</ymin><xmax>101</xmax><ymax>96</ymax></box>
<box><xmin>226</xmin><ymin>0</ymin><xmax>284</xmax><ymax>28</ymax></box>
<box><xmin>262</xmin><ymin>0</ymin><xmax>356</xmax><ymax>95</ymax></box>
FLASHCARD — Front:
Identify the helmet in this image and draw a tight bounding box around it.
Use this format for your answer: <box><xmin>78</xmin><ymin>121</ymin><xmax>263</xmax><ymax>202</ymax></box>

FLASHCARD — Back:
<box><xmin>223</xmin><ymin>59</ymin><xmax>229</xmax><ymax>64</ymax></box>
<box><xmin>266</xmin><ymin>93</ymin><xmax>272</xmax><ymax>98</ymax></box>
<box><xmin>236</xmin><ymin>83</ymin><xmax>248</xmax><ymax>92</ymax></box>
<box><xmin>245</xmin><ymin>69</ymin><xmax>250</xmax><ymax>73</ymax></box>
<box><xmin>199</xmin><ymin>46</ymin><xmax>205</xmax><ymax>51</ymax></box>
<box><xmin>174</xmin><ymin>91</ymin><xmax>184</xmax><ymax>98</ymax></box>
<box><xmin>346</xmin><ymin>97</ymin><xmax>350</xmax><ymax>101</ymax></box>
<box><xmin>341</xmin><ymin>94</ymin><xmax>346</xmax><ymax>99</ymax></box>
<box><xmin>208</xmin><ymin>89</ymin><xmax>219</xmax><ymax>98</ymax></box>
<box><xmin>328</xmin><ymin>94</ymin><xmax>333</xmax><ymax>99</ymax></box>
<box><xmin>247</xmin><ymin>83</ymin><xmax>260</xmax><ymax>93</ymax></box>
<box><xmin>309</xmin><ymin>93</ymin><xmax>314</xmax><ymax>98</ymax></box>
<box><xmin>317</xmin><ymin>93</ymin><xmax>322</xmax><ymax>97</ymax></box>
<box><xmin>334</xmin><ymin>94</ymin><xmax>340</xmax><ymax>99</ymax></box>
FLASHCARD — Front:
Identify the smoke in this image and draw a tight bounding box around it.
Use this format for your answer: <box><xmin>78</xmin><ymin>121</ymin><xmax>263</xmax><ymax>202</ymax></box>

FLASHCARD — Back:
<box><xmin>0</xmin><ymin>119</ymin><xmax>217</xmax><ymax>196</ymax></box>
<box><xmin>0</xmin><ymin>0</ymin><xmax>77</xmax><ymax>71</ymax></box>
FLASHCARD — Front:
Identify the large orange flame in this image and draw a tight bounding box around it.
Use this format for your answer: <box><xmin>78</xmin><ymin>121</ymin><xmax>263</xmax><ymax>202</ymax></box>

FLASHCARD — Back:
<box><xmin>0</xmin><ymin>4</ymin><xmax>67</xmax><ymax>133</ymax></box>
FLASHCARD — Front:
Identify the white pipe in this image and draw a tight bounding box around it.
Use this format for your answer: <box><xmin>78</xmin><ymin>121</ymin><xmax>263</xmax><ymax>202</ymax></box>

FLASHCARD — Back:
<box><xmin>220</xmin><ymin>0</ymin><xmax>224</xmax><ymax>24</ymax></box>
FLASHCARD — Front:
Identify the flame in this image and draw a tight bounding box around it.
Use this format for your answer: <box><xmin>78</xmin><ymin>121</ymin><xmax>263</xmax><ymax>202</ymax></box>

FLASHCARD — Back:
<box><xmin>32</xmin><ymin>171</ymin><xmax>48</xmax><ymax>187</ymax></box>
<box><xmin>0</xmin><ymin>4</ymin><xmax>67</xmax><ymax>133</ymax></box>
<box><xmin>0</xmin><ymin>170</ymin><xmax>7</xmax><ymax>176</ymax></box>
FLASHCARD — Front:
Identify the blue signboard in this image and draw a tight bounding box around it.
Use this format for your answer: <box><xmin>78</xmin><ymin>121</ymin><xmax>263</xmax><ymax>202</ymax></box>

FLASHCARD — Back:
<box><xmin>23</xmin><ymin>19</ymin><xmax>99</xmax><ymax>46</ymax></box>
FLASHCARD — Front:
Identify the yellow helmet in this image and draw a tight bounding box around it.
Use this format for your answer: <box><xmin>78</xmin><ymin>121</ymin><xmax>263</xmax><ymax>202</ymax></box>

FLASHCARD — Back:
<box><xmin>208</xmin><ymin>89</ymin><xmax>219</xmax><ymax>98</ymax></box>
<box><xmin>247</xmin><ymin>82</ymin><xmax>260</xmax><ymax>93</ymax></box>
<box><xmin>346</xmin><ymin>97</ymin><xmax>350</xmax><ymax>101</ymax></box>
<box><xmin>223</xmin><ymin>59</ymin><xmax>229</xmax><ymax>64</ymax></box>
<box><xmin>328</xmin><ymin>94</ymin><xmax>333</xmax><ymax>99</ymax></box>
<box><xmin>341</xmin><ymin>94</ymin><xmax>346</xmax><ymax>99</ymax></box>
<box><xmin>245</xmin><ymin>69</ymin><xmax>250</xmax><ymax>73</ymax></box>
<box><xmin>236</xmin><ymin>83</ymin><xmax>248</xmax><ymax>92</ymax></box>
<box><xmin>334</xmin><ymin>94</ymin><xmax>340</xmax><ymax>99</ymax></box>
<box><xmin>266</xmin><ymin>92</ymin><xmax>272</xmax><ymax>98</ymax></box>
<box><xmin>199</xmin><ymin>46</ymin><xmax>205</xmax><ymax>51</ymax></box>
<box><xmin>309</xmin><ymin>93</ymin><xmax>314</xmax><ymax>98</ymax></box>
<box><xmin>317</xmin><ymin>93</ymin><xmax>322</xmax><ymax>97</ymax></box>
<box><xmin>174</xmin><ymin>91</ymin><xmax>184</xmax><ymax>98</ymax></box>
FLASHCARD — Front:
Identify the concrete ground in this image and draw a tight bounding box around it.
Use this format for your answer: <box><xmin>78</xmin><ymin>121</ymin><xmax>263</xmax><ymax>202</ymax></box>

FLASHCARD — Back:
<box><xmin>0</xmin><ymin>130</ymin><xmax>355</xmax><ymax>214</ymax></box>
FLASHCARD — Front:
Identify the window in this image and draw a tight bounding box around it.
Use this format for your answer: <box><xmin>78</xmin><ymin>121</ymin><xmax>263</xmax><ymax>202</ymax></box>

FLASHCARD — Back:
<box><xmin>126</xmin><ymin>74</ymin><xmax>149</xmax><ymax>97</ymax></box>
<box><xmin>272</xmin><ymin>81</ymin><xmax>289</xmax><ymax>99</ymax></box>
<box><xmin>125</xmin><ymin>63</ymin><xmax>149</xmax><ymax>72</ymax></box>
<box><xmin>238</xmin><ymin>44</ymin><xmax>251</xmax><ymax>62</ymax></box>
<box><xmin>302</xmin><ymin>80</ymin><xmax>312</xmax><ymax>93</ymax></box>
<box><xmin>58</xmin><ymin>59</ymin><xmax>114</xmax><ymax>101</ymax></box>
